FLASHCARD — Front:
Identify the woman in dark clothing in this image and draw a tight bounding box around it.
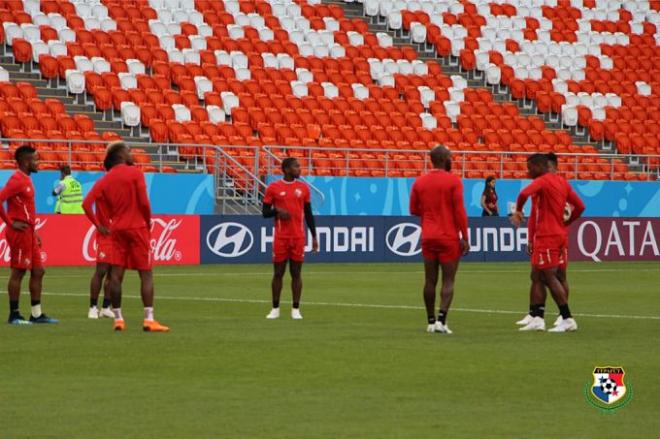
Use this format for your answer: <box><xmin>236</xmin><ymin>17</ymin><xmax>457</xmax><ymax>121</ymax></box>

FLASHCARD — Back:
<box><xmin>481</xmin><ymin>176</ymin><xmax>499</xmax><ymax>216</ymax></box>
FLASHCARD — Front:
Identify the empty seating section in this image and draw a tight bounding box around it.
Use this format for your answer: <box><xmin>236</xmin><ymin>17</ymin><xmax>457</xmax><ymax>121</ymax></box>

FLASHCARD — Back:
<box><xmin>374</xmin><ymin>0</ymin><xmax>660</xmax><ymax>170</ymax></box>
<box><xmin>0</xmin><ymin>0</ymin><xmax>159</xmax><ymax>170</ymax></box>
<box><xmin>0</xmin><ymin>79</ymin><xmax>123</xmax><ymax>170</ymax></box>
<box><xmin>0</xmin><ymin>0</ymin><xmax>657</xmax><ymax>179</ymax></box>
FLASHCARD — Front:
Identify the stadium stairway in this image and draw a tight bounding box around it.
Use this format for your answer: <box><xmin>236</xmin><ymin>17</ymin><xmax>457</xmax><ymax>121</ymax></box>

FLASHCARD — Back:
<box><xmin>325</xmin><ymin>0</ymin><xmax>647</xmax><ymax>173</ymax></box>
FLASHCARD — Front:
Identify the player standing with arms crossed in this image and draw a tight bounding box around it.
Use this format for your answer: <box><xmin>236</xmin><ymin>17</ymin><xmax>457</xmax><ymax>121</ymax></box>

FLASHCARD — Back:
<box><xmin>511</xmin><ymin>154</ymin><xmax>584</xmax><ymax>333</ymax></box>
<box><xmin>262</xmin><ymin>158</ymin><xmax>318</xmax><ymax>320</ymax></box>
<box><xmin>1</xmin><ymin>146</ymin><xmax>58</xmax><ymax>325</ymax></box>
<box><xmin>84</xmin><ymin>142</ymin><xmax>169</xmax><ymax>332</ymax></box>
<box><xmin>409</xmin><ymin>146</ymin><xmax>469</xmax><ymax>334</ymax></box>
<box><xmin>82</xmin><ymin>157</ymin><xmax>116</xmax><ymax>319</ymax></box>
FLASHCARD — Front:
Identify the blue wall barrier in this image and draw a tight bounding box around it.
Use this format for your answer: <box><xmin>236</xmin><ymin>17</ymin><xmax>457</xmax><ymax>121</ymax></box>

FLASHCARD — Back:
<box><xmin>8</xmin><ymin>169</ymin><xmax>656</xmax><ymax>217</ymax></box>
<box><xmin>200</xmin><ymin>216</ymin><xmax>530</xmax><ymax>264</ymax></box>
<box><xmin>302</xmin><ymin>177</ymin><xmax>660</xmax><ymax>217</ymax></box>
<box><xmin>0</xmin><ymin>170</ymin><xmax>215</xmax><ymax>214</ymax></box>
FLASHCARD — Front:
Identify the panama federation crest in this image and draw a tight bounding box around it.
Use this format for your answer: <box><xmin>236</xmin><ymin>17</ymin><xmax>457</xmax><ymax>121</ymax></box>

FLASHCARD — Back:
<box><xmin>584</xmin><ymin>366</ymin><xmax>632</xmax><ymax>412</ymax></box>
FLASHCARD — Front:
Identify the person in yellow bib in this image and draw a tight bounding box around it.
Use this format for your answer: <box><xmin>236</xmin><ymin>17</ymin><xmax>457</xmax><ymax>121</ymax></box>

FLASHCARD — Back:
<box><xmin>53</xmin><ymin>165</ymin><xmax>84</xmax><ymax>214</ymax></box>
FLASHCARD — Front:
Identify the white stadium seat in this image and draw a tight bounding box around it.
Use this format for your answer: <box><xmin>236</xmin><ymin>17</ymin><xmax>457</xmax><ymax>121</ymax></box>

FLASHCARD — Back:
<box><xmin>65</xmin><ymin>70</ymin><xmax>85</xmax><ymax>94</ymax></box>
<box><xmin>120</xmin><ymin>102</ymin><xmax>141</xmax><ymax>127</ymax></box>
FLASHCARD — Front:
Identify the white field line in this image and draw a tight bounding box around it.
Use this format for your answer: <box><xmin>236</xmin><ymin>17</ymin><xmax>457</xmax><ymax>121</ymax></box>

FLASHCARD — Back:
<box><xmin>42</xmin><ymin>292</ymin><xmax>660</xmax><ymax>321</ymax></box>
<box><xmin>19</xmin><ymin>267</ymin><xmax>660</xmax><ymax>279</ymax></box>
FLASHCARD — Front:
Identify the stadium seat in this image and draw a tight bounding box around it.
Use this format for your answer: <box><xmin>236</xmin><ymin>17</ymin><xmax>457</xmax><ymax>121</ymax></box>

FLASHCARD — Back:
<box><xmin>0</xmin><ymin>0</ymin><xmax>653</xmax><ymax>179</ymax></box>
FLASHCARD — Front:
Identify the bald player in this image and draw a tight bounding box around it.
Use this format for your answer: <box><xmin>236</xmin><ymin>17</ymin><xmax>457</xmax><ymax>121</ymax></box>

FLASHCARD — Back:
<box><xmin>410</xmin><ymin>146</ymin><xmax>470</xmax><ymax>334</ymax></box>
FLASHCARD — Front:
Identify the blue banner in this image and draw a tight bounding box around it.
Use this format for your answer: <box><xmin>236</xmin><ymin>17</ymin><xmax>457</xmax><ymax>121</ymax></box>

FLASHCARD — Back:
<box><xmin>200</xmin><ymin>215</ymin><xmax>529</xmax><ymax>264</ymax></box>
<box><xmin>0</xmin><ymin>170</ymin><xmax>215</xmax><ymax>214</ymax></box>
<box><xmin>302</xmin><ymin>177</ymin><xmax>660</xmax><ymax>217</ymax></box>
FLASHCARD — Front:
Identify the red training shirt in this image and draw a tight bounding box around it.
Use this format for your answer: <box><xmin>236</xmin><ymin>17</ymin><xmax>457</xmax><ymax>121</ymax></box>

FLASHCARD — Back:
<box><xmin>517</xmin><ymin>173</ymin><xmax>585</xmax><ymax>240</ymax></box>
<box><xmin>83</xmin><ymin>164</ymin><xmax>151</xmax><ymax>231</ymax></box>
<box><xmin>263</xmin><ymin>179</ymin><xmax>310</xmax><ymax>239</ymax></box>
<box><xmin>409</xmin><ymin>169</ymin><xmax>468</xmax><ymax>242</ymax></box>
<box><xmin>0</xmin><ymin>170</ymin><xmax>36</xmax><ymax>226</ymax></box>
<box><xmin>527</xmin><ymin>194</ymin><xmax>539</xmax><ymax>243</ymax></box>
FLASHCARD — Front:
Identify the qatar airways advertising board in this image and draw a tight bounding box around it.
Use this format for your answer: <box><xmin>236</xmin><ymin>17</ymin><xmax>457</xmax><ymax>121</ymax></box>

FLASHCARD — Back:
<box><xmin>569</xmin><ymin>218</ymin><xmax>660</xmax><ymax>262</ymax></box>
<box><xmin>0</xmin><ymin>215</ymin><xmax>200</xmax><ymax>266</ymax></box>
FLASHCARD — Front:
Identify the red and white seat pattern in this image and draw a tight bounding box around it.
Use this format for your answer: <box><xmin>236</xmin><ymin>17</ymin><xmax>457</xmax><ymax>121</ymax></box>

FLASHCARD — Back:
<box><xmin>0</xmin><ymin>0</ymin><xmax>655</xmax><ymax>178</ymax></box>
<box><xmin>0</xmin><ymin>78</ymin><xmax>130</xmax><ymax>170</ymax></box>
<box><xmin>371</xmin><ymin>0</ymin><xmax>660</xmax><ymax>158</ymax></box>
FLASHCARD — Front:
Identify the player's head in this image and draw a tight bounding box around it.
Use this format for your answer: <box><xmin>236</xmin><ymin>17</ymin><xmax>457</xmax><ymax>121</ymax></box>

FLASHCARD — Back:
<box><xmin>281</xmin><ymin>157</ymin><xmax>301</xmax><ymax>179</ymax></box>
<box><xmin>546</xmin><ymin>152</ymin><xmax>558</xmax><ymax>172</ymax></box>
<box><xmin>484</xmin><ymin>175</ymin><xmax>496</xmax><ymax>192</ymax></box>
<box><xmin>429</xmin><ymin>145</ymin><xmax>451</xmax><ymax>171</ymax></box>
<box><xmin>527</xmin><ymin>153</ymin><xmax>549</xmax><ymax>179</ymax></box>
<box><xmin>60</xmin><ymin>165</ymin><xmax>71</xmax><ymax>178</ymax></box>
<box><xmin>105</xmin><ymin>141</ymin><xmax>132</xmax><ymax>168</ymax></box>
<box><xmin>15</xmin><ymin>145</ymin><xmax>39</xmax><ymax>174</ymax></box>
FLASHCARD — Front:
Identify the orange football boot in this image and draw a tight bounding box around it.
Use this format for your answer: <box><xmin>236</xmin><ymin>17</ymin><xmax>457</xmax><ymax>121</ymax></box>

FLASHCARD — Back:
<box><xmin>113</xmin><ymin>320</ymin><xmax>125</xmax><ymax>331</ymax></box>
<box><xmin>143</xmin><ymin>320</ymin><xmax>170</xmax><ymax>332</ymax></box>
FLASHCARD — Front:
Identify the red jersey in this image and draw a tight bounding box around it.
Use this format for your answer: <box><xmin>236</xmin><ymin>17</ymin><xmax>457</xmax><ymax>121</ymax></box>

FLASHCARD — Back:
<box><xmin>84</xmin><ymin>164</ymin><xmax>151</xmax><ymax>231</ymax></box>
<box><xmin>527</xmin><ymin>194</ymin><xmax>539</xmax><ymax>242</ymax></box>
<box><xmin>264</xmin><ymin>179</ymin><xmax>310</xmax><ymax>239</ymax></box>
<box><xmin>82</xmin><ymin>174</ymin><xmax>111</xmax><ymax>229</ymax></box>
<box><xmin>517</xmin><ymin>173</ymin><xmax>585</xmax><ymax>240</ymax></box>
<box><xmin>409</xmin><ymin>169</ymin><xmax>468</xmax><ymax>241</ymax></box>
<box><xmin>0</xmin><ymin>170</ymin><xmax>36</xmax><ymax>226</ymax></box>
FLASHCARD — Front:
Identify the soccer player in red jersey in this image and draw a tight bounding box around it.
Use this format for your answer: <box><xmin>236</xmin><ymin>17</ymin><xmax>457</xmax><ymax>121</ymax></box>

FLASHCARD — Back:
<box><xmin>82</xmin><ymin>157</ymin><xmax>116</xmax><ymax>320</ymax></box>
<box><xmin>511</xmin><ymin>154</ymin><xmax>584</xmax><ymax>333</ymax></box>
<box><xmin>84</xmin><ymin>142</ymin><xmax>169</xmax><ymax>332</ymax></box>
<box><xmin>409</xmin><ymin>146</ymin><xmax>469</xmax><ymax>334</ymax></box>
<box><xmin>0</xmin><ymin>146</ymin><xmax>58</xmax><ymax>325</ymax></box>
<box><xmin>516</xmin><ymin>153</ymin><xmax>573</xmax><ymax>328</ymax></box>
<box><xmin>262</xmin><ymin>158</ymin><xmax>318</xmax><ymax>320</ymax></box>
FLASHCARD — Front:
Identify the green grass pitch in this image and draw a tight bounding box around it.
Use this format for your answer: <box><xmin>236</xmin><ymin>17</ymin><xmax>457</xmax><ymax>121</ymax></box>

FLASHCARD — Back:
<box><xmin>1</xmin><ymin>261</ymin><xmax>659</xmax><ymax>438</ymax></box>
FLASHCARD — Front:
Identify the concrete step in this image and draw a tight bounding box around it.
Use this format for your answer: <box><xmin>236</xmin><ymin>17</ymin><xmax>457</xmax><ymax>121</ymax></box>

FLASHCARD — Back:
<box><xmin>72</xmin><ymin>110</ymin><xmax>104</xmax><ymax>121</ymax></box>
<box><xmin>35</xmin><ymin>87</ymin><xmax>69</xmax><ymax>97</ymax></box>
<box><xmin>7</xmin><ymin>72</ymin><xmax>45</xmax><ymax>83</ymax></box>
<box><xmin>93</xmin><ymin>120</ymin><xmax>125</xmax><ymax>129</ymax></box>
<box><xmin>95</xmin><ymin>125</ymin><xmax>130</xmax><ymax>134</ymax></box>
<box><xmin>64</xmin><ymin>104</ymin><xmax>98</xmax><ymax>113</ymax></box>
<box><xmin>0</xmin><ymin>62</ymin><xmax>22</xmax><ymax>72</ymax></box>
<box><xmin>43</xmin><ymin>93</ymin><xmax>76</xmax><ymax>104</ymax></box>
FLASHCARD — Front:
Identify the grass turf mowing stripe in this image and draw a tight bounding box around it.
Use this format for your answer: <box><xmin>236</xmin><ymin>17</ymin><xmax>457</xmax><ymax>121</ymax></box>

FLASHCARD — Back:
<box><xmin>42</xmin><ymin>291</ymin><xmax>660</xmax><ymax>321</ymax></box>
<box><xmin>24</xmin><ymin>266</ymin><xmax>660</xmax><ymax>279</ymax></box>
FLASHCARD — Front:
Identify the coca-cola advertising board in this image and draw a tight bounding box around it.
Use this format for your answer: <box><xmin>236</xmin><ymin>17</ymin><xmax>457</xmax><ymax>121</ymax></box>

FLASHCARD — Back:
<box><xmin>0</xmin><ymin>215</ymin><xmax>200</xmax><ymax>266</ymax></box>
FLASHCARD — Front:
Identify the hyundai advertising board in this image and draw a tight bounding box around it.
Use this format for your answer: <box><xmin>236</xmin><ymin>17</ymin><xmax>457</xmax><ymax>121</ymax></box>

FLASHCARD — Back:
<box><xmin>200</xmin><ymin>216</ymin><xmax>532</xmax><ymax>264</ymax></box>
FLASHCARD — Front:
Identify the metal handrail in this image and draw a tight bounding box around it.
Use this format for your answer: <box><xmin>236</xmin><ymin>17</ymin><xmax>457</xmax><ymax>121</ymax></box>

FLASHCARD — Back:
<box><xmin>257</xmin><ymin>145</ymin><xmax>660</xmax><ymax>180</ymax></box>
<box><xmin>0</xmin><ymin>138</ymin><xmax>268</xmax><ymax>214</ymax></box>
<box><xmin>261</xmin><ymin>145</ymin><xmax>327</xmax><ymax>204</ymax></box>
<box><xmin>1</xmin><ymin>138</ymin><xmax>657</xmax><ymax>182</ymax></box>
<box><xmin>0</xmin><ymin>137</ymin><xmax>262</xmax><ymax>171</ymax></box>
